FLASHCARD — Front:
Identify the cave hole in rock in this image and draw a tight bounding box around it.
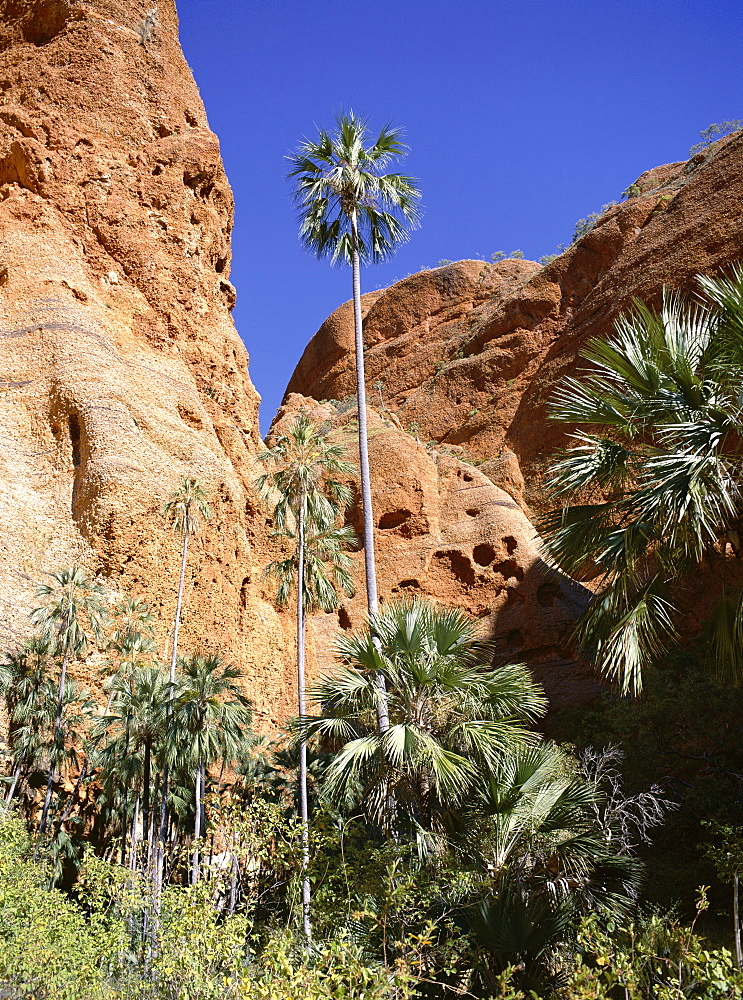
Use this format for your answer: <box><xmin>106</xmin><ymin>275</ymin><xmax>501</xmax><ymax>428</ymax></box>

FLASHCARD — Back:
<box><xmin>466</xmin><ymin>508</ymin><xmax>479</xmax><ymax>517</ymax></box>
<box><xmin>494</xmin><ymin>559</ymin><xmax>524</xmax><ymax>582</ymax></box>
<box><xmin>506</xmin><ymin>628</ymin><xmax>524</xmax><ymax>649</ymax></box>
<box><xmin>240</xmin><ymin>576</ymin><xmax>250</xmax><ymax>610</ymax></box>
<box><xmin>432</xmin><ymin>549</ymin><xmax>475</xmax><ymax>586</ymax></box>
<box><xmin>214</xmin><ymin>256</ymin><xmax>227</xmax><ymax>274</ymax></box>
<box><xmin>504</xmin><ymin>535</ymin><xmax>518</xmax><ymax>555</ymax></box>
<box><xmin>67</xmin><ymin>412</ymin><xmax>81</xmax><ymax>468</ymax></box>
<box><xmin>22</xmin><ymin>0</ymin><xmax>70</xmax><ymax>45</ymax></box>
<box><xmin>378</xmin><ymin>509</ymin><xmax>411</xmax><ymax>530</ymax></box>
<box><xmin>536</xmin><ymin>580</ymin><xmax>561</xmax><ymax>607</ymax></box>
<box><xmin>473</xmin><ymin>543</ymin><xmax>496</xmax><ymax>566</ymax></box>
<box><xmin>337</xmin><ymin>606</ymin><xmax>352</xmax><ymax>630</ymax></box>
<box><xmin>398</xmin><ymin>579</ymin><xmax>419</xmax><ymax>590</ymax></box>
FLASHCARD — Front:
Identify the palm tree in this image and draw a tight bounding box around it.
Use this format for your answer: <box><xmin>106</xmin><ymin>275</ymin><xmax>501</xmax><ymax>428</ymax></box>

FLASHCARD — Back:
<box><xmin>258</xmin><ymin>414</ymin><xmax>356</xmax><ymax>941</ymax></box>
<box><xmin>30</xmin><ymin>567</ymin><xmax>107</xmax><ymax>833</ymax></box>
<box><xmin>159</xmin><ymin>478</ymin><xmax>212</xmax><ymax>888</ymax></box>
<box><xmin>1</xmin><ymin>638</ymin><xmax>55</xmax><ymax>811</ymax></box>
<box><xmin>455</xmin><ymin>743</ymin><xmax>644</xmax><ymax>994</ymax></box>
<box><xmin>172</xmin><ymin>652</ymin><xmax>252</xmax><ymax>885</ymax></box>
<box><xmin>541</xmin><ymin>267</ymin><xmax>743</xmax><ymax>694</ymax></box>
<box><xmin>95</xmin><ymin>665</ymin><xmax>168</xmax><ymax>870</ymax></box>
<box><xmin>304</xmin><ymin>599</ymin><xmax>547</xmax><ymax>852</ymax></box>
<box><xmin>287</xmin><ymin>112</ymin><xmax>422</xmax><ymax>625</ymax></box>
<box><xmin>162</xmin><ymin>479</ymin><xmax>213</xmax><ymax>695</ymax></box>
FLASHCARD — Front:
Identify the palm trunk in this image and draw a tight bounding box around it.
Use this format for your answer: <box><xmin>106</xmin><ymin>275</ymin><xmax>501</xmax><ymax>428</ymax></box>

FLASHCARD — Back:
<box><xmin>142</xmin><ymin>740</ymin><xmax>152</xmax><ymax>861</ymax></box>
<box><xmin>735</xmin><ymin>870</ymin><xmax>742</xmax><ymax>968</ymax></box>
<box><xmin>297</xmin><ymin>496</ymin><xmax>312</xmax><ymax>944</ymax></box>
<box><xmin>129</xmin><ymin>795</ymin><xmax>140</xmax><ymax>870</ymax></box>
<box><xmin>57</xmin><ymin>758</ymin><xmax>88</xmax><ymax>831</ymax></box>
<box><xmin>191</xmin><ymin>759</ymin><xmax>201</xmax><ymax>885</ymax></box>
<box><xmin>4</xmin><ymin>761</ymin><xmax>22</xmax><ymax>812</ymax></box>
<box><xmin>40</xmin><ymin>652</ymin><xmax>68</xmax><ymax>834</ymax></box>
<box><xmin>350</xmin><ymin>214</ymin><xmax>390</xmax><ymax>734</ymax></box>
<box><xmin>160</xmin><ymin>528</ymin><xmax>188</xmax><ymax>891</ymax></box>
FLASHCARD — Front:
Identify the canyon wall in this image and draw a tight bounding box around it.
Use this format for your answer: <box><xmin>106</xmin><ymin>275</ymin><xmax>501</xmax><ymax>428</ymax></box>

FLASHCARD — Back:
<box><xmin>0</xmin><ymin>0</ymin><xmax>300</xmax><ymax>727</ymax></box>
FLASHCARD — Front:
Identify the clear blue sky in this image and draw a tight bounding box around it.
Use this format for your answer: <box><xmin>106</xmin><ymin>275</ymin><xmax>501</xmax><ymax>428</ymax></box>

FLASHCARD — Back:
<box><xmin>176</xmin><ymin>0</ymin><xmax>743</xmax><ymax>434</ymax></box>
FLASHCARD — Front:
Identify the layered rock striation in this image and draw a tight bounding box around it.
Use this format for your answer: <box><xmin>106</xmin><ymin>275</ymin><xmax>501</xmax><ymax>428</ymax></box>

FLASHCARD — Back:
<box><xmin>0</xmin><ymin>0</ymin><xmax>298</xmax><ymax>726</ymax></box>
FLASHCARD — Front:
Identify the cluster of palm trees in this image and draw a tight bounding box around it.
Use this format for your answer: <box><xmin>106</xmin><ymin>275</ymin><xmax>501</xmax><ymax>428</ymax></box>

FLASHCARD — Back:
<box><xmin>1</xmin><ymin>478</ymin><xmax>253</xmax><ymax>892</ymax></box>
<box><xmin>3</xmin><ymin>107</ymin><xmax>738</xmax><ymax>988</ymax></box>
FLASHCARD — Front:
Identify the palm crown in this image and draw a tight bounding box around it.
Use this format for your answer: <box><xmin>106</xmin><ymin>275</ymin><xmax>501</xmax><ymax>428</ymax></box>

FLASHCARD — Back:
<box><xmin>304</xmin><ymin>599</ymin><xmax>547</xmax><ymax>843</ymax></box>
<box><xmin>287</xmin><ymin>110</ymin><xmax>422</xmax><ymax>266</ymax></box>
<box><xmin>542</xmin><ymin>268</ymin><xmax>743</xmax><ymax>693</ymax></box>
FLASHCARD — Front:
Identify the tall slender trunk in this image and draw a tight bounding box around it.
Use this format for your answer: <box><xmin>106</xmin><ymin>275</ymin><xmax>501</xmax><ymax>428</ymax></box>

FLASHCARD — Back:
<box><xmin>297</xmin><ymin>495</ymin><xmax>312</xmax><ymax>944</ymax></box>
<box><xmin>350</xmin><ymin>214</ymin><xmax>390</xmax><ymax>734</ymax></box>
<box><xmin>159</xmin><ymin>527</ymin><xmax>189</xmax><ymax>893</ymax></box>
<box><xmin>191</xmin><ymin>759</ymin><xmax>201</xmax><ymax>886</ymax></box>
<box><xmin>4</xmin><ymin>761</ymin><xmax>22</xmax><ymax>812</ymax></box>
<box><xmin>129</xmin><ymin>795</ymin><xmax>140</xmax><ymax>870</ymax></box>
<box><xmin>170</xmin><ymin>528</ymin><xmax>189</xmax><ymax>695</ymax></box>
<box><xmin>735</xmin><ymin>870</ymin><xmax>742</xmax><ymax>968</ymax></box>
<box><xmin>40</xmin><ymin>653</ymin><xmax>68</xmax><ymax>834</ymax></box>
<box><xmin>142</xmin><ymin>740</ymin><xmax>152</xmax><ymax>860</ymax></box>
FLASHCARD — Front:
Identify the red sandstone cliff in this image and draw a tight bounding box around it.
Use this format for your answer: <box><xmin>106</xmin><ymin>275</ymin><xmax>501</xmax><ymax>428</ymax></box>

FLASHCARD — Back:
<box><xmin>287</xmin><ymin>134</ymin><xmax>743</xmax><ymax>512</ymax></box>
<box><xmin>0</xmin><ymin>0</ymin><xmax>298</xmax><ymax>727</ymax></box>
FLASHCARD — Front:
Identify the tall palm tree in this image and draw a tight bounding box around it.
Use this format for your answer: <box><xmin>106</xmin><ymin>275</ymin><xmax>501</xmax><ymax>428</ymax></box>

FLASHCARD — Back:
<box><xmin>95</xmin><ymin>665</ymin><xmax>168</xmax><ymax>871</ymax></box>
<box><xmin>304</xmin><ymin>599</ymin><xmax>547</xmax><ymax>852</ymax></box>
<box><xmin>542</xmin><ymin>267</ymin><xmax>743</xmax><ymax>694</ymax></box>
<box><xmin>30</xmin><ymin>567</ymin><xmax>107</xmax><ymax>834</ymax></box>
<box><xmin>287</xmin><ymin>112</ymin><xmax>422</xmax><ymax>626</ymax></box>
<box><xmin>258</xmin><ymin>414</ymin><xmax>356</xmax><ymax>942</ymax></box>
<box><xmin>162</xmin><ymin>479</ymin><xmax>213</xmax><ymax>695</ymax></box>
<box><xmin>172</xmin><ymin>652</ymin><xmax>252</xmax><ymax>886</ymax></box>
<box><xmin>159</xmin><ymin>478</ymin><xmax>212</xmax><ymax>888</ymax></box>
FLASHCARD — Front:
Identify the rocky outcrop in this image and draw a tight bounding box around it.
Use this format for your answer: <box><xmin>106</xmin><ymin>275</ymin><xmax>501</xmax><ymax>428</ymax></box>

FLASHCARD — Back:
<box><xmin>0</xmin><ymin>0</ymin><xmax>299</xmax><ymax>728</ymax></box>
<box><xmin>272</xmin><ymin>394</ymin><xmax>599</xmax><ymax>707</ymax></box>
<box><xmin>287</xmin><ymin>134</ymin><xmax>743</xmax><ymax>513</ymax></box>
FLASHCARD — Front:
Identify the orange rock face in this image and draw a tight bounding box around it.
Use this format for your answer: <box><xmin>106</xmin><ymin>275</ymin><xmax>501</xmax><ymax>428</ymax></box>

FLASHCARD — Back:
<box><xmin>0</xmin><ymin>0</ymin><xmax>300</xmax><ymax>728</ymax></box>
<box><xmin>271</xmin><ymin>394</ymin><xmax>599</xmax><ymax>707</ymax></box>
<box><xmin>288</xmin><ymin>135</ymin><xmax>743</xmax><ymax>513</ymax></box>
<box><xmin>282</xmin><ymin>136</ymin><xmax>743</xmax><ymax>699</ymax></box>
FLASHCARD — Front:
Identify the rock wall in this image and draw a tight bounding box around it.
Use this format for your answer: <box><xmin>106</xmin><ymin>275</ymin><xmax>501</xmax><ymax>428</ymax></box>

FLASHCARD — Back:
<box><xmin>287</xmin><ymin>135</ymin><xmax>743</xmax><ymax>514</ymax></box>
<box><xmin>0</xmin><ymin>0</ymin><xmax>299</xmax><ymax>728</ymax></box>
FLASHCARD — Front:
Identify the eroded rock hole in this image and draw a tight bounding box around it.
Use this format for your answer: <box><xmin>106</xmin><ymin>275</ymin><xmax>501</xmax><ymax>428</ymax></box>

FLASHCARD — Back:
<box><xmin>433</xmin><ymin>549</ymin><xmax>475</xmax><ymax>586</ymax></box>
<box><xmin>504</xmin><ymin>536</ymin><xmax>517</xmax><ymax>555</ymax></box>
<box><xmin>240</xmin><ymin>577</ymin><xmax>250</xmax><ymax>610</ymax></box>
<box><xmin>494</xmin><ymin>559</ymin><xmax>524</xmax><ymax>582</ymax></box>
<box><xmin>378</xmin><ymin>509</ymin><xmax>410</xmax><ymax>530</ymax></box>
<box><xmin>536</xmin><ymin>581</ymin><xmax>561</xmax><ymax>607</ymax></box>
<box><xmin>22</xmin><ymin>0</ymin><xmax>70</xmax><ymax>45</ymax></box>
<box><xmin>506</xmin><ymin>628</ymin><xmax>524</xmax><ymax>649</ymax></box>
<box><xmin>473</xmin><ymin>543</ymin><xmax>496</xmax><ymax>566</ymax></box>
<box><xmin>466</xmin><ymin>508</ymin><xmax>479</xmax><ymax>517</ymax></box>
<box><xmin>337</xmin><ymin>606</ymin><xmax>352</xmax><ymax>630</ymax></box>
<box><xmin>67</xmin><ymin>412</ymin><xmax>81</xmax><ymax>468</ymax></box>
<box><xmin>398</xmin><ymin>579</ymin><xmax>419</xmax><ymax>590</ymax></box>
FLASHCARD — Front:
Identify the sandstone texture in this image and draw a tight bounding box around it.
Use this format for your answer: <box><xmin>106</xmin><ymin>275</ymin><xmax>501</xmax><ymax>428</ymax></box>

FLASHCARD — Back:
<box><xmin>0</xmin><ymin>0</ymin><xmax>300</xmax><ymax>728</ymax></box>
<box><xmin>287</xmin><ymin>134</ymin><xmax>743</xmax><ymax>514</ymax></box>
<box><xmin>271</xmin><ymin>394</ymin><xmax>599</xmax><ymax>707</ymax></box>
